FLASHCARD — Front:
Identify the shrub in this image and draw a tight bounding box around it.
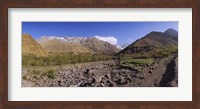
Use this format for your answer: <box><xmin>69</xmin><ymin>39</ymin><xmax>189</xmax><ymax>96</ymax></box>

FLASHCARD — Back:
<box><xmin>120</xmin><ymin>58</ymin><xmax>154</xmax><ymax>66</ymax></box>
<box><xmin>22</xmin><ymin>75</ymin><xmax>27</xmax><ymax>80</ymax></box>
<box><xmin>118</xmin><ymin>46</ymin><xmax>178</xmax><ymax>60</ymax></box>
<box><xmin>41</xmin><ymin>69</ymin><xmax>55</xmax><ymax>79</ymax></box>
<box><xmin>22</xmin><ymin>53</ymin><xmax>113</xmax><ymax>66</ymax></box>
<box><xmin>120</xmin><ymin>58</ymin><xmax>154</xmax><ymax>71</ymax></box>
<box><xmin>31</xmin><ymin>69</ymin><xmax>40</xmax><ymax>75</ymax></box>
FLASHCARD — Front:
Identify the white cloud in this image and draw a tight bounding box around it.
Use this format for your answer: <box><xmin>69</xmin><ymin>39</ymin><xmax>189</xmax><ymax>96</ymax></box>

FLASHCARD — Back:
<box><xmin>94</xmin><ymin>35</ymin><xmax>118</xmax><ymax>45</ymax></box>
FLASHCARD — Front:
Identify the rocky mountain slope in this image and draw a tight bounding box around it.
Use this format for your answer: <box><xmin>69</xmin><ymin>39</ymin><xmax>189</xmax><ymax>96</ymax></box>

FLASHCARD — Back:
<box><xmin>22</xmin><ymin>34</ymin><xmax>47</xmax><ymax>56</ymax></box>
<box><xmin>120</xmin><ymin>29</ymin><xmax>178</xmax><ymax>54</ymax></box>
<box><xmin>38</xmin><ymin>36</ymin><xmax>119</xmax><ymax>54</ymax></box>
<box><xmin>81</xmin><ymin>37</ymin><xmax>119</xmax><ymax>54</ymax></box>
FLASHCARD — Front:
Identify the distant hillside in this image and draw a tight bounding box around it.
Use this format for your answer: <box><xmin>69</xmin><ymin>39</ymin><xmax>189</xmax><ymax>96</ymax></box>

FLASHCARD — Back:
<box><xmin>37</xmin><ymin>36</ymin><xmax>119</xmax><ymax>54</ymax></box>
<box><xmin>39</xmin><ymin>39</ymin><xmax>92</xmax><ymax>54</ymax></box>
<box><xmin>120</xmin><ymin>28</ymin><xmax>178</xmax><ymax>54</ymax></box>
<box><xmin>22</xmin><ymin>34</ymin><xmax>47</xmax><ymax>56</ymax></box>
<box><xmin>81</xmin><ymin>37</ymin><xmax>120</xmax><ymax>54</ymax></box>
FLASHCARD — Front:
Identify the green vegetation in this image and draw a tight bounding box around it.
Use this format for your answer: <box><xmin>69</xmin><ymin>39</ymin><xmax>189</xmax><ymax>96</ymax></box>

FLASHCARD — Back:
<box><xmin>22</xmin><ymin>75</ymin><xmax>27</xmax><ymax>80</ymax></box>
<box><xmin>153</xmin><ymin>46</ymin><xmax>177</xmax><ymax>58</ymax></box>
<box><xmin>120</xmin><ymin>58</ymin><xmax>154</xmax><ymax>70</ymax></box>
<box><xmin>30</xmin><ymin>69</ymin><xmax>55</xmax><ymax>79</ymax></box>
<box><xmin>119</xmin><ymin>46</ymin><xmax>177</xmax><ymax>60</ymax></box>
<box><xmin>41</xmin><ymin>69</ymin><xmax>55</xmax><ymax>79</ymax></box>
<box><xmin>31</xmin><ymin>69</ymin><xmax>40</xmax><ymax>75</ymax></box>
<box><xmin>23</xmin><ymin>53</ymin><xmax>113</xmax><ymax>66</ymax></box>
<box><xmin>120</xmin><ymin>59</ymin><xmax>154</xmax><ymax>65</ymax></box>
<box><xmin>118</xmin><ymin>46</ymin><xmax>177</xmax><ymax>70</ymax></box>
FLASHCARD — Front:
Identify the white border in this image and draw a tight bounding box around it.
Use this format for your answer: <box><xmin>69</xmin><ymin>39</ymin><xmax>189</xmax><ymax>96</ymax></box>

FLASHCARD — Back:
<box><xmin>8</xmin><ymin>8</ymin><xmax>192</xmax><ymax>101</ymax></box>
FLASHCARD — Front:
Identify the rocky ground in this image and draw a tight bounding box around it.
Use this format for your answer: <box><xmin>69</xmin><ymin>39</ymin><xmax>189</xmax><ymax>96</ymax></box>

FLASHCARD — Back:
<box><xmin>22</xmin><ymin>55</ymin><xmax>178</xmax><ymax>87</ymax></box>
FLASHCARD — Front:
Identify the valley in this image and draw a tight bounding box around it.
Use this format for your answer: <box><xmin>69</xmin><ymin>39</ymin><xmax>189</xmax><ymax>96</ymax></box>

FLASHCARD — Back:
<box><xmin>22</xmin><ymin>54</ymin><xmax>177</xmax><ymax>87</ymax></box>
<box><xmin>22</xmin><ymin>28</ymin><xmax>178</xmax><ymax>87</ymax></box>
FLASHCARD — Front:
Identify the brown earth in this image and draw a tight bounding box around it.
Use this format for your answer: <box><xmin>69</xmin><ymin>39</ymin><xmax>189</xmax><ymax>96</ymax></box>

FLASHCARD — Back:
<box><xmin>22</xmin><ymin>34</ymin><xmax>47</xmax><ymax>56</ymax></box>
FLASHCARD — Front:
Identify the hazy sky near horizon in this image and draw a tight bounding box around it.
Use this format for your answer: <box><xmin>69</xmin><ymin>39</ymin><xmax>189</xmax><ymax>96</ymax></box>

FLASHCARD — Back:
<box><xmin>22</xmin><ymin>22</ymin><xmax>178</xmax><ymax>45</ymax></box>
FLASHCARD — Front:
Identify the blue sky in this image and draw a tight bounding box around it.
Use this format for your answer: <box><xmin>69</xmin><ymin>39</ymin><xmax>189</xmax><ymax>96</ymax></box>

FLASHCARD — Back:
<box><xmin>22</xmin><ymin>22</ymin><xmax>178</xmax><ymax>45</ymax></box>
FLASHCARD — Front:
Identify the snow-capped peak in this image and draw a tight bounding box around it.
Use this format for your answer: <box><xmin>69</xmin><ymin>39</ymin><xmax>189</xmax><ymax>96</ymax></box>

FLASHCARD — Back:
<box><xmin>38</xmin><ymin>36</ymin><xmax>88</xmax><ymax>44</ymax></box>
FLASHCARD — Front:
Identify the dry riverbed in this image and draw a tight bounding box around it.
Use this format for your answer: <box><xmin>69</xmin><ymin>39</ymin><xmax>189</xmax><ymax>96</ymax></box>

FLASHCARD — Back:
<box><xmin>22</xmin><ymin>55</ymin><xmax>178</xmax><ymax>87</ymax></box>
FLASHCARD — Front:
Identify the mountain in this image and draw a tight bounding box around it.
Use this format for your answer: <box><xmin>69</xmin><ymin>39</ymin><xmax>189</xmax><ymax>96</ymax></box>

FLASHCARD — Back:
<box><xmin>37</xmin><ymin>36</ymin><xmax>119</xmax><ymax>54</ymax></box>
<box><xmin>164</xmin><ymin>28</ymin><xmax>178</xmax><ymax>40</ymax></box>
<box><xmin>22</xmin><ymin>34</ymin><xmax>47</xmax><ymax>56</ymax></box>
<box><xmin>39</xmin><ymin>39</ymin><xmax>92</xmax><ymax>54</ymax></box>
<box><xmin>37</xmin><ymin>36</ymin><xmax>87</xmax><ymax>44</ymax></box>
<box><xmin>120</xmin><ymin>29</ymin><xmax>178</xmax><ymax>54</ymax></box>
<box><xmin>80</xmin><ymin>37</ymin><xmax>119</xmax><ymax>54</ymax></box>
<box><xmin>116</xmin><ymin>43</ymin><xmax>130</xmax><ymax>50</ymax></box>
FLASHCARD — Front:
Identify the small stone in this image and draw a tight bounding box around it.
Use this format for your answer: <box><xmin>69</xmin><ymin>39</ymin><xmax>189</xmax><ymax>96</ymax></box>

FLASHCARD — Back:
<box><xmin>95</xmin><ymin>83</ymin><xmax>102</xmax><ymax>87</ymax></box>
<box><xmin>86</xmin><ymin>68</ymin><xmax>90</xmax><ymax>72</ymax></box>
<box><xmin>70</xmin><ymin>69</ymin><xmax>74</xmax><ymax>72</ymax></box>
<box><xmin>134</xmin><ymin>73</ymin><xmax>145</xmax><ymax>79</ymax></box>
<box><xmin>101</xmin><ymin>83</ymin><xmax>105</xmax><ymax>87</ymax></box>
<box><xmin>105</xmin><ymin>74</ymin><xmax>111</xmax><ymax>79</ymax></box>
<box><xmin>148</xmin><ymin>70</ymin><xmax>153</xmax><ymax>73</ymax></box>
<box><xmin>115</xmin><ymin>77</ymin><xmax>127</xmax><ymax>85</ymax></box>
<box><xmin>92</xmin><ymin>78</ymin><xmax>96</xmax><ymax>83</ymax></box>
<box><xmin>58</xmin><ymin>80</ymin><xmax>61</xmax><ymax>84</ymax></box>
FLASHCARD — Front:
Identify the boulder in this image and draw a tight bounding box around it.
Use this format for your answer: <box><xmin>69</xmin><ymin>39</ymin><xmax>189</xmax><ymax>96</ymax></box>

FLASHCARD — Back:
<box><xmin>134</xmin><ymin>73</ymin><xmax>145</xmax><ymax>79</ymax></box>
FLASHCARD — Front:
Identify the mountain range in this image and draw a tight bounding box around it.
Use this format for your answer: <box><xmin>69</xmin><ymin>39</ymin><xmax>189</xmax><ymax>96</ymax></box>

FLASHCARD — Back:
<box><xmin>37</xmin><ymin>36</ymin><xmax>120</xmax><ymax>54</ymax></box>
<box><xmin>37</xmin><ymin>38</ymin><xmax>92</xmax><ymax>54</ymax></box>
<box><xmin>22</xmin><ymin>28</ymin><xmax>178</xmax><ymax>56</ymax></box>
